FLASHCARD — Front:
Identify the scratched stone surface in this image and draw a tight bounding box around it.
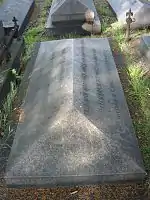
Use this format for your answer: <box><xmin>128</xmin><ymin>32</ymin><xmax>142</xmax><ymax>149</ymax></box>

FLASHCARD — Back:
<box><xmin>46</xmin><ymin>0</ymin><xmax>101</xmax><ymax>35</ymax></box>
<box><xmin>0</xmin><ymin>0</ymin><xmax>35</xmax><ymax>34</ymax></box>
<box><xmin>5</xmin><ymin>38</ymin><xmax>146</xmax><ymax>187</ymax></box>
<box><xmin>107</xmin><ymin>0</ymin><xmax>150</xmax><ymax>29</ymax></box>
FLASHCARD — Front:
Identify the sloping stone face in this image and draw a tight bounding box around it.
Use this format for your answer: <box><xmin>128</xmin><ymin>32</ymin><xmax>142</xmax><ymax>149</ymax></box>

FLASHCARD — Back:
<box><xmin>46</xmin><ymin>0</ymin><xmax>101</xmax><ymax>36</ymax></box>
<box><xmin>108</xmin><ymin>0</ymin><xmax>150</xmax><ymax>29</ymax></box>
<box><xmin>5</xmin><ymin>39</ymin><xmax>146</xmax><ymax>187</ymax></box>
<box><xmin>51</xmin><ymin>0</ymin><xmax>88</xmax><ymax>24</ymax></box>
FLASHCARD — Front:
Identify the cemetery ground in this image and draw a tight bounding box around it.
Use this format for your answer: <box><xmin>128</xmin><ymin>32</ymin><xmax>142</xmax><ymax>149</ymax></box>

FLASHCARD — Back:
<box><xmin>0</xmin><ymin>0</ymin><xmax>150</xmax><ymax>199</ymax></box>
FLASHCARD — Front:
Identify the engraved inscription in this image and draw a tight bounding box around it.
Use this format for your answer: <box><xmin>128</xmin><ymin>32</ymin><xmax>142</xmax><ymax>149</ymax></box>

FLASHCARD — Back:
<box><xmin>103</xmin><ymin>49</ymin><xmax>121</xmax><ymax>121</ymax></box>
<box><xmin>81</xmin><ymin>39</ymin><xmax>89</xmax><ymax>115</ymax></box>
<box><xmin>104</xmin><ymin>50</ymin><xmax>112</xmax><ymax>72</ymax></box>
<box><xmin>109</xmin><ymin>81</ymin><xmax>121</xmax><ymax>120</ymax></box>
<box><xmin>59</xmin><ymin>47</ymin><xmax>67</xmax><ymax>81</ymax></box>
<box><xmin>92</xmin><ymin>48</ymin><xmax>104</xmax><ymax>111</ymax></box>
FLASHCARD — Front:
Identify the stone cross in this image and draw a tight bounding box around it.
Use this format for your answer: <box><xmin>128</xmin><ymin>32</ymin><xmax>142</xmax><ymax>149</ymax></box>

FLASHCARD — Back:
<box><xmin>126</xmin><ymin>8</ymin><xmax>135</xmax><ymax>41</ymax></box>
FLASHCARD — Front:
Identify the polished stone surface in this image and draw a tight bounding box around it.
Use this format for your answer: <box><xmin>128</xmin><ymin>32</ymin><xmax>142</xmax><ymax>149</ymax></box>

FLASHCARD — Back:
<box><xmin>108</xmin><ymin>0</ymin><xmax>150</xmax><ymax>29</ymax></box>
<box><xmin>5</xmin><ymin>39</ymin><xmax>146</xmax><ymax>187</ymax></box>
<box><xmin>46</xmin><ymin>0</ymin><xmax>101</xmax><ymax>36</ymax></box>
<box><xmin>0</xmin><ymin>0</ymin><xmax>35</xmax><ymax>34</ymax></box>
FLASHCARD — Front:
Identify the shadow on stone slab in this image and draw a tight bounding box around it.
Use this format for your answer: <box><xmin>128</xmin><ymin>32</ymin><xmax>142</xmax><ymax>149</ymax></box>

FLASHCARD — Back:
<box><xmin>108</xmin><ymin>38</ymin><xmax>126</xmax><ymax>68</ymax></box>
<box><xmin>5</xmin><ymin>38</ymin><xmax>146</xmax><ymax>188</ymax></box>
<box><xmin>107</xmin><ymin>0</ymin><xmax>150</xmax><ymax>29</ymax></box>
<box><xmin>0</xmin><ymin>0</ymin><xmax>35</xmax><ymax>35</ymax></box>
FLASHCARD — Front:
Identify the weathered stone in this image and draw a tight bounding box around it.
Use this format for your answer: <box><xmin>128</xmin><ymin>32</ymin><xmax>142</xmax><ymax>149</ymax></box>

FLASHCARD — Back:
<box><xmin>139</xmin><ymin>35</ymin><xmax>150</xmax><ymax>62</ymax></box>
<box><xmin>107</xmin><ymin>0</ymin><xmax>150</xmax><ymax>29</ymax></box>
<box><xmin>5</xmin><ymin>38</ymin><xmax>146</xmax><ymax>187</ymax></box>
<box><xmin>82</xmin><ymin>22</ymin><xmax>101</xmax><ymax>34</ymax></box>
<box><xmin>46</xmin><ymin>0</ymin><xmax>101</xmax><ymax>36</ymax></box>
<box><xmin>0</xmin><ymin>0</ymin><xmax>35</xmax><ymax>34</ymax></box>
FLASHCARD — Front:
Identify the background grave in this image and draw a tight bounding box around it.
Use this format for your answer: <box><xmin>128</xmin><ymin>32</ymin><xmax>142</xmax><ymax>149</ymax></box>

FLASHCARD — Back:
<box><xmin>107</xmin><ymin>0</ymin><xmax>150</xmax><ymax>29</ymax></box>
<box><xmin>0</xmin><ymin>0</ymin><xmax>35</xmax><ymax>35</ymax></box>
<box><xmin>46</xmin><ymin>0</ymin><xmax>101</xmax><ymax>36</ymax></box>
<box><xmin>5</xmin><ymin>38</ymin><xmax>146</xmax><ymax>188</ymax></box>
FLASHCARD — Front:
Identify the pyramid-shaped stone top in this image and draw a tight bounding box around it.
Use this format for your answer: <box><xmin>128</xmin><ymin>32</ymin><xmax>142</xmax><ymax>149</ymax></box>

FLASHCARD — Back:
<box><xmin>5</xmin><ymin>39</ymin><xmax>146</xmax><ymax>187</ymax></box>
<box><xmin>50</xmin><ymin>0</ymin><xmax>97</xmax><ymax>23</ymax></box>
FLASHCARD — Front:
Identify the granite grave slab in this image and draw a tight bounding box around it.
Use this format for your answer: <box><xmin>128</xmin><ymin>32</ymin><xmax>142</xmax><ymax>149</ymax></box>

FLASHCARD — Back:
<box><xmin>139</xmin><ymin>35</ymin><xmax>150</xmax><ymax>63</ymax></box>
<box><xmin>107</xmin><ymin>0</ymin><xmax>150</xmax><ymax>29</ymax></box>
<box><xmin>5</xmin><ymin>38</ymin><xmax>146</xmax><ymax>187</ymax></box>
<box><xmin>0</xmin><ymin>0</ymin><xmax>35</xmax><ymax>35</ymax></box>
<box><xmin>46</xmin><ymin>0</ymin><xmax>101</xmax><ymax>36</ymax></box>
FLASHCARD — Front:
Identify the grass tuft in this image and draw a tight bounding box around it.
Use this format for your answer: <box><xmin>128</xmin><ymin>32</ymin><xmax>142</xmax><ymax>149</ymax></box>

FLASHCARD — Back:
<box><xmin>0</xmin><ymin>81</ymin><xmax>17</xmax><ymax>140</ymax></box>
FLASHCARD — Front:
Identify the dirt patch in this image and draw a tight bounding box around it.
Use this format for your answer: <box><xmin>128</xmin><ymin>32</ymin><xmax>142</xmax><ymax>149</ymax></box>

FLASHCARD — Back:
<box><xmin>6</xmin><ymin>183</ymin><xmax>148</xmax><ymax>200</ymax></box>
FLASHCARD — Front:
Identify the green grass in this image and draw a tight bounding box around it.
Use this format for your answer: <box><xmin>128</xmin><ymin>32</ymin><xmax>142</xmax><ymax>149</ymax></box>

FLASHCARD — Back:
<box><xmin>0</xmin><ymin>81</ymin><xmax>17</xmax><ymax>147</ymax></box>
<box><xmin>24</xmin><ymin>0</ymin><xmax>53</xmax><ymax>62</ymax></box>
<box><xmin>96</xmin><ymin>0</ymin><xmax>150</xmax><ymax>170</ymax></box>
<box><xmin>127</xmin><ymin>65</ymin><xmax>150</xmax><ymax>170</ymax></box>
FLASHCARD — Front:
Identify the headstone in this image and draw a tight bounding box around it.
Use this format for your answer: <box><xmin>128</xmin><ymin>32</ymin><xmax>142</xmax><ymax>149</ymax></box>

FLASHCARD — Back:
<box><xmin>5</xmin><ymin>38</ymin><xmax>146</xmax><ymax>187</ymax></box>
<box><xmin>0</xmin><ymin>0</ymin><xmax>35</xmax><ymax>35</ymax></box>
<box><xmin>139</xmin><ymin>35</ymin><xmax>150</xmax><ymax>62</ymax></box>
<box><xmin>46</xmin><ymin>0</ymin><xmax>101</xmax><ymax>36</ymax></box>
<box><xmin>107</xmin><ymin>0</ymin><xmax>150</xmax><ymax>29</ymax></box>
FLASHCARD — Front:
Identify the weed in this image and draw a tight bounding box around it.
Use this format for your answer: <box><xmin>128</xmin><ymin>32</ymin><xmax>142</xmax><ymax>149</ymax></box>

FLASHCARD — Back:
<box><xmin>0</xmin><ymin>81</ymin><xmax>17</xmax><ymax>139</ymax></box>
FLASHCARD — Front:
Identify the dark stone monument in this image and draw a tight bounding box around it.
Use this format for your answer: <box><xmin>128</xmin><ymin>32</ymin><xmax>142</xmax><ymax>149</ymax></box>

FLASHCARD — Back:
<box><xmin>46</xmin><ymin>0</ymin><xmax>101</xmax><ymax>36</ymax></box>
<box><xmin>0</xmin><ymin>0</ymin><xmax>35</xmax><ymax>35</ymax></box>
<box><xmin>107</xmin><ymin>0</ymin><xmax>150</xmax><ymax>29</ymax></box>
<box><xmin>5</xmin><ymin>38</ymin><xmax>146</xmax><ymax>188</ymax></box>
<box><xmin>139</xmin><ymin>35</ymin><xmax>150</xmax><ymax>63</ymax></box>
